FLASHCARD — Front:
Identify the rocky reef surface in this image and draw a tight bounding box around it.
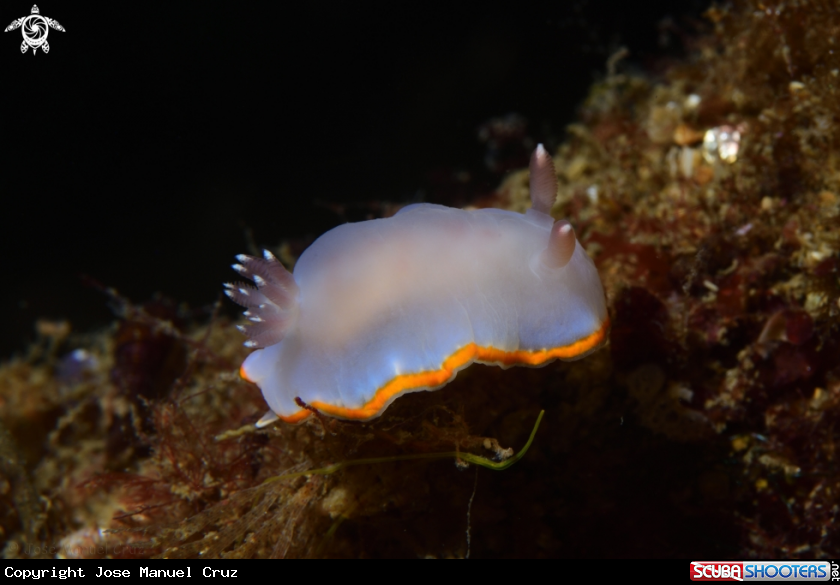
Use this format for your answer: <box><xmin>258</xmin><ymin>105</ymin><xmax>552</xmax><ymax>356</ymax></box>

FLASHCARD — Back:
<box><xmin>2</xmin><ymin>0</ymin><xmax>839</xmax><ymax>558</ymax></box>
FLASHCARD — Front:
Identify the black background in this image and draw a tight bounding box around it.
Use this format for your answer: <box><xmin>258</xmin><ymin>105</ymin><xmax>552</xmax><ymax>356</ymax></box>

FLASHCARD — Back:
<box><xmin>1</xmin><ymin>1</ymin><xmax>708</xmax><ymax>358</ymax></box>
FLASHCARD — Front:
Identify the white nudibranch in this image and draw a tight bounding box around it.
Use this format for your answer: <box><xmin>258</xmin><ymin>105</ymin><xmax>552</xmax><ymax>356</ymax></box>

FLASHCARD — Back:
<box><xmin>225</xmin><ymin>145</ymin><xmax>609</xmax><ymax>425</ymax></box>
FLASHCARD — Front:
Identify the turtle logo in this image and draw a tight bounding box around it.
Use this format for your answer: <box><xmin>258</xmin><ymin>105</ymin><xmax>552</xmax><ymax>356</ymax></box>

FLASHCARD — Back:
<box><xmin>5</xmin><ymin>5</ymin><xmax>64</xmax><ymax>55</ymax></box>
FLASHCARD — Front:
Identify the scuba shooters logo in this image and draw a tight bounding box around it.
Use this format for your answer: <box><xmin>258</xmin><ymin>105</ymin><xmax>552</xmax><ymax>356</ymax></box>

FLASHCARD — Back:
<box><xmin>4</xmin><ymin>5</ymin><xmax>65</xmax><ymax>54</ymax></box>
<box><xmin>690</xmin><ymin>561</ymin><xmax>835</xmax><ymax>581</ymax></box>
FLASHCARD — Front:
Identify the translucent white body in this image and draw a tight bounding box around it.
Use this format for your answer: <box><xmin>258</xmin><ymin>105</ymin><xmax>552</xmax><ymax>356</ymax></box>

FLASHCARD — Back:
<box><xmin>241</xmin><ymin>203</ymin><xmax>608</xmax><ymax>421</ymax></box>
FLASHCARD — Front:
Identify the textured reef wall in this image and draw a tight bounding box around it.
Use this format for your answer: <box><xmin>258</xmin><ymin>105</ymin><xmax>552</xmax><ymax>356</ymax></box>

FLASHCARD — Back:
<box><xmin>2</xmin><ymin>0</ymin><xmax>840</xmax><ymax>558</ymax></box>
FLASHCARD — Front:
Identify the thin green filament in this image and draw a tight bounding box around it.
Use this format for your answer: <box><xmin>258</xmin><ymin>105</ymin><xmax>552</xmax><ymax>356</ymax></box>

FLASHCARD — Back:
<box><xmin>263</xmin><ymin>410</ymin><xmax>544</xmax><ymax>486</ymax></box>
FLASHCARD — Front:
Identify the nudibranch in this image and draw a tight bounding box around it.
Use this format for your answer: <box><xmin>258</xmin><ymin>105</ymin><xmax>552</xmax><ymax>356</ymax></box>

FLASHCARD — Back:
<box><xmin>226</xmin><ymin>145</ymin><xmax>609</xmax><ymax>426</ymax></box>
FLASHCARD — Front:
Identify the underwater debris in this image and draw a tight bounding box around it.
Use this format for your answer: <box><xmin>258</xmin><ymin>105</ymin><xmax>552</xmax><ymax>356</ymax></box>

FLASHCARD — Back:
<box><xmin>702</xmin><ymin>125</ymin><xmax>744</xmax><ymax>164</ymax></box>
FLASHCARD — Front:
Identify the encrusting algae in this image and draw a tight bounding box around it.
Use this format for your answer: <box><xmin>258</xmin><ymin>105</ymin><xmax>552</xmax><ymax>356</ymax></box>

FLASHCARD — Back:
<box><xmin>3</xmin><ymin>0</ymin><xmax>840</xmax><ymax>558</ymax></box>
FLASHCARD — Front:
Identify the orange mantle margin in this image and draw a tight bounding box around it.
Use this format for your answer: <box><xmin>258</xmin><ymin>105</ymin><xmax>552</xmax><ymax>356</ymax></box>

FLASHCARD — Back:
<box><xmin>244</xmin><ymin>317</ymin><xmax>611</xmax><ymax>424</ymax></box>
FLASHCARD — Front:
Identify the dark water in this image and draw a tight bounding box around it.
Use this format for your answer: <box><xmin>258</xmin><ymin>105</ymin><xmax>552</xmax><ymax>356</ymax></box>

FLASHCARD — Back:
<box><xmin>1</xmin><ymin>1</ymin><xmax>707</xmax><ymax>358</ymax></box>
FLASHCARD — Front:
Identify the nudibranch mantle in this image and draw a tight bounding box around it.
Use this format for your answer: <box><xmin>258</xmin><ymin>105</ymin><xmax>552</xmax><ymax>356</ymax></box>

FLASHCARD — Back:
<box><xmin>226</xmin><ymin>145</ymin><xmax>609</xmax><ymax>424</ymax></box>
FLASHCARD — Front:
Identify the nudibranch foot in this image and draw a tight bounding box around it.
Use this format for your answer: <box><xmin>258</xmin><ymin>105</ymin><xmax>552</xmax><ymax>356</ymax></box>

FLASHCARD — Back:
<box><xmin>255</xmin><ymin>410</ymin><xmax>280</xmax><ymax>428</ymax></box>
